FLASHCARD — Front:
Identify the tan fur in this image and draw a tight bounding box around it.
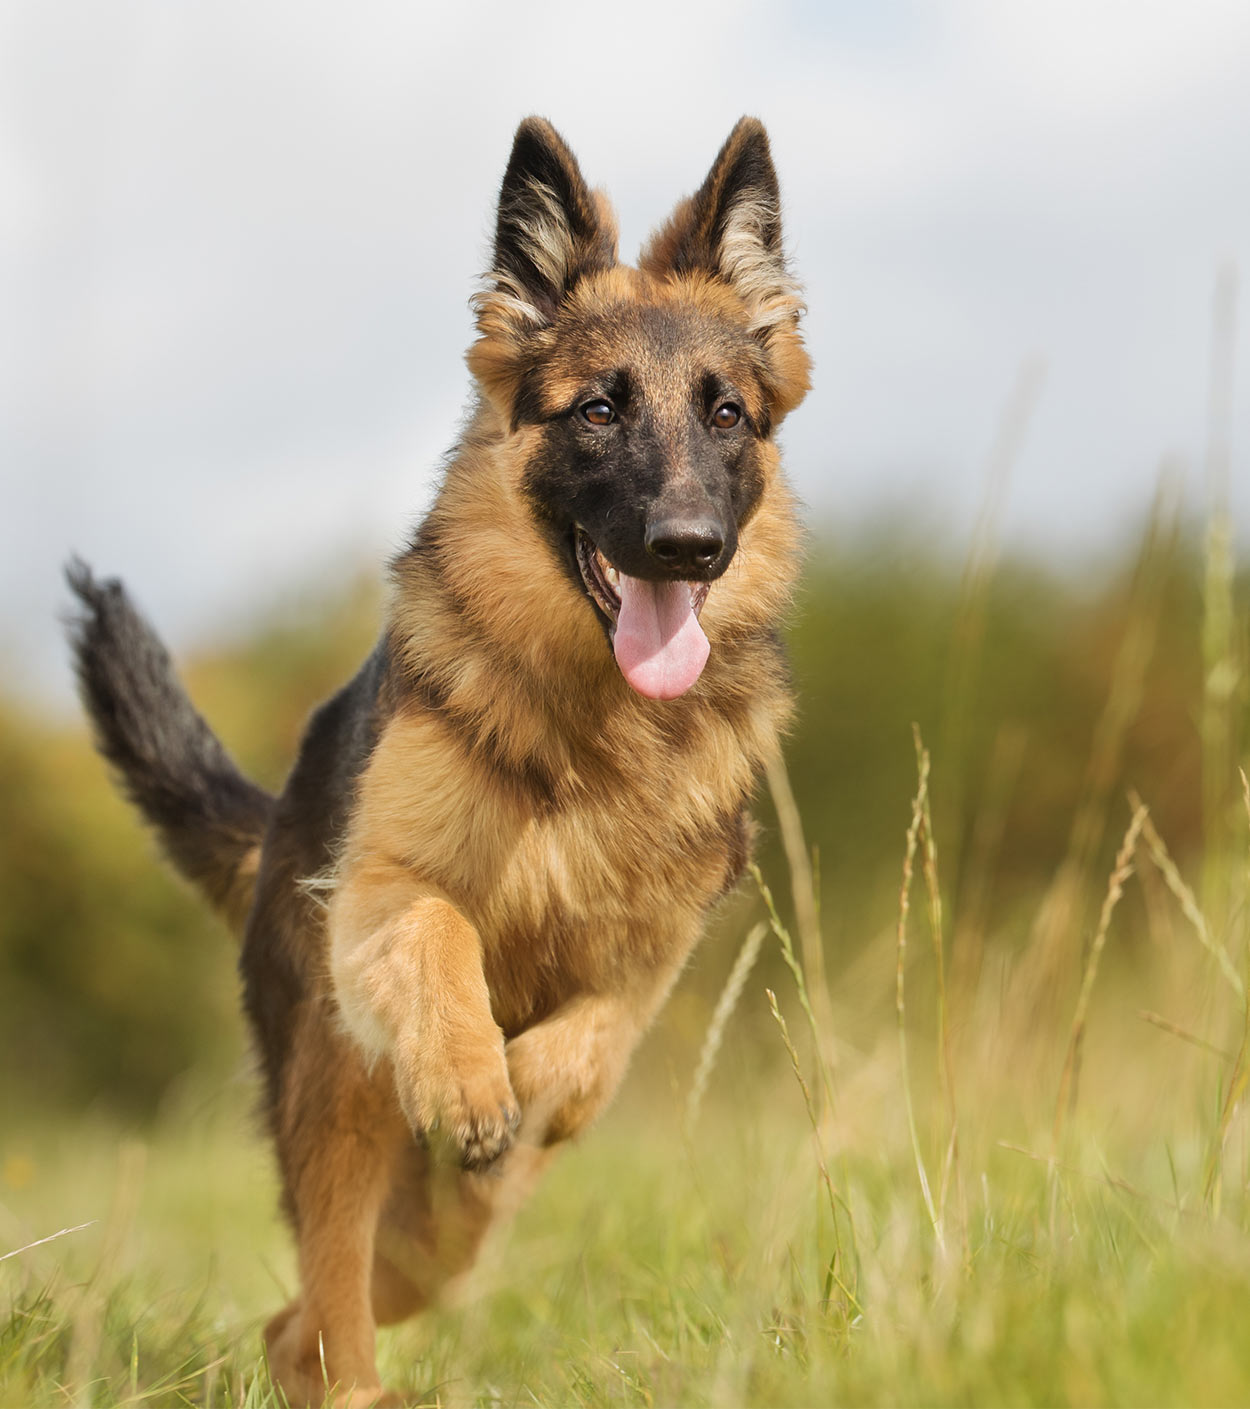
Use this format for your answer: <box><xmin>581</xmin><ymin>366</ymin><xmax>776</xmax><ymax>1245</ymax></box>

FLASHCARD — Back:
<box><xmin>638</xmin><ymin>118</ymin><xmax>810</xmax><ymax>416</ymax></box>
<box><xmin>222</xmin><ymin>841</ymin><xmax>263</xmax><ymax>932</ymax></box>
<box><xmin>246</xmin><ymin>120</ymin><xmax>808</xmax><ymax>1406</ymax></box>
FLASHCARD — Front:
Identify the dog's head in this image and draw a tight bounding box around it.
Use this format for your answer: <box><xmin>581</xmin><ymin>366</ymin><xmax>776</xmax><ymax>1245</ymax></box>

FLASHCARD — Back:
<box><xmin>468</xmin><ymin>117</ymin><xmax>809</xmax><ymax>701</ymax></box>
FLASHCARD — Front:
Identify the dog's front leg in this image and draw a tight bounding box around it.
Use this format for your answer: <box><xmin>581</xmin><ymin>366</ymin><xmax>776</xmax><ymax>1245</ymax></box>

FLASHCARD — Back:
<box><xmin>504</xmin><ymin>971</ymin><xmax>681</xmax><ymax>1145</ymax></box>
<box><xmin>329</xmin><ymin>859</ymin><xmax>520</xmax><ymax>1169</ymax></box>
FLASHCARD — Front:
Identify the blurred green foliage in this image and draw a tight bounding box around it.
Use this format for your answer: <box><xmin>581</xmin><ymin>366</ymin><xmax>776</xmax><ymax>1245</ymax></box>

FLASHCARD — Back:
<box><xmin>0</xmin><ymin>528</ymin><xmax>1245</xmax><ymax>1115</ymax></box>
<box><xmin>777</xmin><ymin>517</ymin><xmax>1233</xmax><ymax>942</ymax></box>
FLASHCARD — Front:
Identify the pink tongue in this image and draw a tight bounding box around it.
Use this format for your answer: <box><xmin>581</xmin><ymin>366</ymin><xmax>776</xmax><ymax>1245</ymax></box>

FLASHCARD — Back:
<box><xmin>612</xmin><ymin>574</ymin><xmax>710</xmax><ymax>700</ymax></box>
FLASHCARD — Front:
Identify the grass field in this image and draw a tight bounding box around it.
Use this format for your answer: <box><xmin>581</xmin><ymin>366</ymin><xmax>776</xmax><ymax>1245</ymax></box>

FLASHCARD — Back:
<box><xmin>3</xmin><ymin>479</ymin><xmax>1247</xmax><ymax>1406</ymax></box>
<box><xmin>3</xmin><ymin>753</ymin><xmax>1249</xmax><ymax>1408</ymax></box>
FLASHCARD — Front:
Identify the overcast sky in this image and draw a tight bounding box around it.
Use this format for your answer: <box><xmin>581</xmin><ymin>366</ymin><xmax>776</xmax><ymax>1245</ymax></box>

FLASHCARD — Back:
<box><xmin>3</xmin><ymin>1</ymin><xmax>1249</xmax><ymax>705</ymax></box>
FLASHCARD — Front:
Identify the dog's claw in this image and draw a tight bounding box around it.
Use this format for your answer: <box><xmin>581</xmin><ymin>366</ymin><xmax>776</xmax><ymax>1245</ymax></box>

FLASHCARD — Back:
<box><xmin>395</xmin><ymin>1037</ymin><xmax>520</xmax><ymax>1172</ymax></box>
<box><xmin>457</xmin><ymin>1100</ymin><xmax>521</xmax><ymax>1171</ymax></box>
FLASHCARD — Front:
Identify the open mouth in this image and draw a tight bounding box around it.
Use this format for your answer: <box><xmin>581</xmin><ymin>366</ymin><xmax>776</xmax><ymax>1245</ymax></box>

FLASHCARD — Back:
<box><xmin>574</xmin><ymin>527</ymin><xmax>710</xmax><ymax>627</ymax></box>
<box><xmin>574</xmin><ymin>526</ymin><xmax>712</xmax><ymax>701</ymax></box>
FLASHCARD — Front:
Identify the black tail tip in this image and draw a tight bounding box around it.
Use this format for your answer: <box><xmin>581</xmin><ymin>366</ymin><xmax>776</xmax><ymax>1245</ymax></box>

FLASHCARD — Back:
<box><xmin>62</xmin><ymin>557</ymin><xmax>145</xmax><ymax>704</ymax></box>
<box><xmin>64</xmin><ymin>554</ymin><xmax>99</xmax><ymax>651</ymax></box>
<box><xmin>65</xmin><ymin>555</ymin><xmax>113</xmax><ymax>614</ymax></box>
<box><xmin>63</xmin><ymin>556</ymin><xmax>134</xmax><ymax>649</ymax></box>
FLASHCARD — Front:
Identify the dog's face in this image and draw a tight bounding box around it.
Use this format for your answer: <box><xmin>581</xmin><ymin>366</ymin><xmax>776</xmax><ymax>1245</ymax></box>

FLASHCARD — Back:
<box><xmin>469</xmin><ymin>118</ymin><xmax>809</xmax><ymax>700</ymax></box>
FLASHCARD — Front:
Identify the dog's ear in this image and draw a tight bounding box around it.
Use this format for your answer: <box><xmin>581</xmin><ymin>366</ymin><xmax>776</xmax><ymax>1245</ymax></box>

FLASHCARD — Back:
<box><xmin>641</xmin><ymin>118</ymin><xmax>809</xmax><ymax>418</ymax></box>
<box><xmin>480</xmin><ymin>118</ymin><xmax>617</xmax><ymax>331</ymax></box>
<box><xmin>470</xmin><ymin>119</ymin><xmax>618</xmax><ymax>411</ymax></box>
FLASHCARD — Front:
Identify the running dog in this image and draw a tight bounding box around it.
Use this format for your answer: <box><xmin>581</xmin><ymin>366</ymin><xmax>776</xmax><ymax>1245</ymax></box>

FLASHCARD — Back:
<box><xmin>68</xmin><ymin>114</ymin><xmax>809</xmax><ymax>1406</ymax></box>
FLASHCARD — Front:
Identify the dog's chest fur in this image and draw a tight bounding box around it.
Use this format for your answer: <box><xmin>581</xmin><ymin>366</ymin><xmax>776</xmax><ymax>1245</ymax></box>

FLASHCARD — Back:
<box><xmin>341</xmin><ymin>695</ymin><xmax>761</xmax><ymax>1035</ymax></box>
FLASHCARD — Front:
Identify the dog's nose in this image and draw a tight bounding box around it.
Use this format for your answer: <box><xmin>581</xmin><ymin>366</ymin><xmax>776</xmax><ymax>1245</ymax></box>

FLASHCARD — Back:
<box><xmin>645</xmin><ymin>518</ymin><xmax>726</xmax><ymax>574</ymax></box>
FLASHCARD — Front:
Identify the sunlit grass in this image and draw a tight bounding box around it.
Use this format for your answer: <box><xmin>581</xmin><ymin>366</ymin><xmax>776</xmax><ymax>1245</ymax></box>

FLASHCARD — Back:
<box><xmin>4</xmin><ymin>738</ymin><xmax>1249</xmax><ymax>1408</ymax></box>
<box><xmin>3</xmin><ymin>333</ymin><xmax>1247</xmax><ymax>1404</ymax></box>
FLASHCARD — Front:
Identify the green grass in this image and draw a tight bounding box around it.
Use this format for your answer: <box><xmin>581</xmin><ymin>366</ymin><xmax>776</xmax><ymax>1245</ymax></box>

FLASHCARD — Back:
<box><xmin>4</xmin><ymin>797</ymin><xmax>1249</xmax><ymax>1408</ymax></box>
<box><xmin>3</xmin><ymin>487</ymin><xmax>1246</xmax><ymax>1405</ymax></box>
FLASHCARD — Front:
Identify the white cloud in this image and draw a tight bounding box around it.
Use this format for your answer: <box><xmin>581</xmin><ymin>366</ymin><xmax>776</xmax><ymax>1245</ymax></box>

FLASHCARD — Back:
<box><xmin>2</xmin><ymin>0</ymin><xmax>1248</xmax><ymax>703</ymax></box>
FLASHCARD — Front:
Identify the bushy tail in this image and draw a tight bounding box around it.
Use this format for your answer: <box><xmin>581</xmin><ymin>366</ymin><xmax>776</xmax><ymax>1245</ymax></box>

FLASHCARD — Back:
<box><xmin>65</xmin><ymin>560</ymin><xmax>275</xmax><ymax>934</ymax></box>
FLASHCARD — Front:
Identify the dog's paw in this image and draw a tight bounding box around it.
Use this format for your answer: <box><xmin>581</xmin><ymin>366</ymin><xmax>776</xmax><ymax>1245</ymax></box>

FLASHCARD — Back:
<box><xmin>264</xmin><ymin>1301</ymin><xmax>402</xmax><ymax>1407</ymax></box>
<box><xmin>393</xmin><ymin>1035</ymin><xmax>520</xmax><ymax>1171</ymax></box>
<box><xmin>448</xmin><ymin>1086</ymin><xmax>522</xmax><ymax>1171</ymax></box>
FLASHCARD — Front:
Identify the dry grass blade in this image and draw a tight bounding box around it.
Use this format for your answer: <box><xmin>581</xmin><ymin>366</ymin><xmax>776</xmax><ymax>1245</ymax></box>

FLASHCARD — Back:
<box><xmin>685</xmin><ymin>922</ymin><xmax>767</xmax><ymax>1134</ymax></box>
<box><xmin>897</xmin><ymin>740</ymin><xmax>942</xmax><ymax>1251</ymax></box>
<box><xmin>766</xmin><ymin>752</ymin><xmax>835</xmax><ymax>1074</ymax></box>
<box><xmin>1138</xmin><ymin>1009</ymin><xmax>1234</xmax><ymax>1062</ymax></box>
<box><xmin>998</xmin><ymin>1142</ymin><xmax>1182</xmax><ymax>1213</ymax></box>
<box><xmin>940</xmin><ymin>357</ymin><xmax>1045</xmax><ymax>875</ymax></box>
<box><xmin>912</xmin><ymin>724</ymin><xmax>966</xmax><ymax>1258</ymax></box>
<box><xmin>1052</xmin><ymin>802</ymin><xmax>1149</xmax><ymax>1159</ymax></box>
<box><xmin>765</xmin><ymin>988</ymin><xmax>861</xmax><ymax>1316</ymax></box>
<box><xmin>751</xmin><ymin>864</ymin><xmax>837</xmax><ymax>1119</ymax></box>
<box><xmin>1204</xmin><ymin>1023</ymin><xmax>1250</xmax><ymax>1213</ymax></box>
<box><xmin>1200</xmin><ymin>265</ymin><xmax>1239</xmax><ymax>929</ymax></box>
<box><xmin>67</xmin><ymin>1139</ymin><xmax>147</xmax><ymax>1407</ymax></box>
<box><xmin>754</xmin><ymin>846</ymin><xmax>865</xmax><ymax>1304</ymax></box>
<box><xmin>1203</xmin><ymin>764</ymin><xmax>1250</xmax><ymax>1213</ymax></box>
<box><xmin>1012</xmin><ymin>476</ymin><xmax>1178</xmax><ymax>1027</ymax></box>
<box><xmin>0</xmin><ymin>1220</ymin><xmax>96</xmax><ymax>1264</ymax></box>
<box><xmin>1129</xmin><ymin>793</ymin><xmax>1245</xmax><ymax>1001</ymax></box>
<box><xmin>1241</xmin><ymin>764</ymin><xmax>1250</xmax><ymax>918</ymax></box>
<box><xmin>914</xmin><ymin>726</ymin><xmax>948</xmax><ymax>1090</ymax></box>
<box><xmin>752</xmin><ymin>860</ymin><xmax>862</xmax><ymax>1284</ymax></box>
<box><xmin>952</xmin><ymin>724</ymin><xmax>1027</xmax><ymax>1000</ymax></box>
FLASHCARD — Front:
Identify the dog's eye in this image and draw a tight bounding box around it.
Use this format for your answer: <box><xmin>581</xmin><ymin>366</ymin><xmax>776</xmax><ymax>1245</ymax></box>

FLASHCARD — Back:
<box><xmin>712</xmin><ymin>403</ymin><xmax>741</xmax><ymax>429</ymax></box>
<box><xmin>580</xmin><ymin>400</ymin><xmax>616</xmax><ymax>426</ymax></box>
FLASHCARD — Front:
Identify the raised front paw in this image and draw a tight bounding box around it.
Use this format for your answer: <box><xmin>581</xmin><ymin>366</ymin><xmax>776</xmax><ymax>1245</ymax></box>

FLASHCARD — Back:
<box><xmin>393</xmin><ymin>1031</ymin><xmax>521</xmax><ymax>1171</ymax></box>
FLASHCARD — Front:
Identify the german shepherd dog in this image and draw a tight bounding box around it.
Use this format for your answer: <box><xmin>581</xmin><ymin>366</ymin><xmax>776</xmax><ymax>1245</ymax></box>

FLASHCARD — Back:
<box><xmin>67</xmin><ymin>116</ymin><xmax>809</xmax><ymax>1406</ymax></box>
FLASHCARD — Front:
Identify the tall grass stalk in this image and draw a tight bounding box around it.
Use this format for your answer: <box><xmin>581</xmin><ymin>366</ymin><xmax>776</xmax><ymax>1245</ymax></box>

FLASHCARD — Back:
<box><xmin>765</xmin><ymin>752</ymin><xmax>835</xmax><ymax>1078</ymax></box>
<box><xmin>1201</xmin><ymin>265</ymin><xmax>1240</xmax><ymax>935</ymax></box>
<box><xmin>1203</xmin><ymin>765</ymin><xmax>1250</xmax><ymax>1212</ymax></box>
<box><xmin>1129</xmin><ymin>795</ymin><xmax>1244</xmax><ymax>1002</ymax></box>
<box><xmin>685</xmin><ymin>922</ymin><xmax>767</xmax><ymax>1135</ymax></box>
<box><xmin>951</xmin><ymin>723</ymin><xmax>1026</xmax><ymax>1002</ymax></box>
<box><xmin>999</xmin><ymin>1140</ymin><xmax>1168</xmax><ymax>1212</ymax></box>
<box><xmin>0</xmin><ymin>1220</ymin><xmax>95</xmax><ymax>1265</ymax></box>
<box><xmin>912</xmin><ymin>725</ymin><xmax>966</xmax><ymax>1259</ymax></box>
<box><xmin>764</xmin><ymin>988</ymin><xmax>862</xmax><ymax>1320</ymax></box>
<box><xmin>1126</xmin><ymin>790</ymin><xmax>1248</xmax><ymax>1209</ymax></box>
<box><xmin>752</xmin><ymin>865</ymin><xmax>837</xmax><ymax>1123</ymax></box>
<box><xmin>1137</xmin><ymin>1008</ymin><xmax>1233</xmax><ymax>1061</ymax></box>
<box><xmin>1017</xmin><ymin>480</ymin><xmax>1178</xmax><ymax>1024</ymax></box>
<box><xmin>895</xmin><ymin>740</ymin><xmax>943</xmax><ymax>1252</ymax></box>
<box><xmin>1052</xmin><ymin>803</ymin><xmax>1149</xmax><ymax>1164</ymax></box>
<box><xmin>1205</xmin><ymin>1008</ymin><xmax>1249</xmax><ymax>1214</ymax></box>
<box><xmin>66</xmin><ymin>1140</ymin><xmax>147</xmax><ymax>1407</ymax></box>
<box><xmin>941</xmin><ymin>358</ymin><xmax>1045</xmax><ymax>883</ymax></box>
<box><xmin>752</xmin><ymin>863</ymin><xmax>860</xmax><ymax>1301</ymax></box>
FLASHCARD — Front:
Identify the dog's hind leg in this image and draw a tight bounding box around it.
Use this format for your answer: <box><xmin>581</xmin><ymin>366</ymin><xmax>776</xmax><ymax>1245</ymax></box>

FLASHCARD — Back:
<box><xmin>371</xmin><ymin>1140</ymin><xmax>556</xmax><ymax>1325</ymax></box>
<box><xmin>265</xmin><ymin>1016</ymin><xmax>409</xmax><ymax>1408</ymax></box>
<box><xmin>369</xmin><ymin>1142</ymin><xmax>436</xmax><ymax>1326</ymax></box>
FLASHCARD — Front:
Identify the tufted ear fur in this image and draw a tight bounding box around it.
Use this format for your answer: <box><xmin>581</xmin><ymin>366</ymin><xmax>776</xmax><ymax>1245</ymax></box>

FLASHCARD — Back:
<box><xmin>640</xmin><ymin>117</ymin><xmax>809</xmax><ymax>418</ymax></box>
<box><xmin>470</xmin><ymin>118</ymin><xmax>618</xmax><ymax>406</ymax></box>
